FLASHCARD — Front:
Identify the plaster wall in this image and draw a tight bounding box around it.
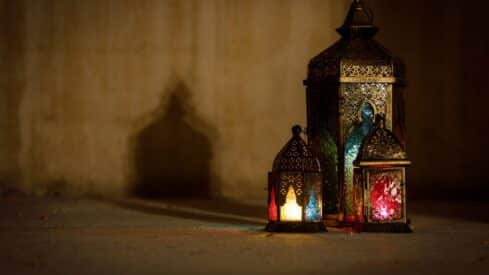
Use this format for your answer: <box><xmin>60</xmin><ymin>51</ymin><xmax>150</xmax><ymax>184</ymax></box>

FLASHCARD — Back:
<box><xmin>1</xmin><ymin>0</ymin><xmax>488</xmax><ymax>200</ymax></box>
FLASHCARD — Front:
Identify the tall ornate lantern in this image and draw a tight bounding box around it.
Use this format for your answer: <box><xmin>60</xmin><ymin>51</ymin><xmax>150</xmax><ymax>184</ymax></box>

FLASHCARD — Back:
<box><xmin>304</xmin><ymin>0</ymin><xmax>406</xmax><ymax>225</ymax></box>
<box><xmin>266</xmin><ymin>126</ymin><xmax>326</xmax><ymax>232</ymax></box>
<box><xmin>353</xmin><ymin>115</ymin><xmax>411</xmax><ymax>232</ymax></box>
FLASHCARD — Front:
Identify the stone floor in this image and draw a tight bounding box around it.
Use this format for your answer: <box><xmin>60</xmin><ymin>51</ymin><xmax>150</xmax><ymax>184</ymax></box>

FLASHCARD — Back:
<box><xmin>0</xmin><ymin>196</ymin><xmax>488</xmax><ymax>275</ymax></box>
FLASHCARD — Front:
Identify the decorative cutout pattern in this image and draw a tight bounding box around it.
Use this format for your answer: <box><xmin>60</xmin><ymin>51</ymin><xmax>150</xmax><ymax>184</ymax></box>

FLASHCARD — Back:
<box><xmin>280</xmin><ymin>173</ymin><xmax>304</xmax><ymax>198</ymax></box>
<box><xmin>357</xmin><ymin>121</ymin><xmax>407</xmax><ymax>161</ymax></box>
<box><xmin>341</xmin><ymin>83</ymin><xmax>390</xmax><ymax>140</ymax></box>
<box><xmin>307</xmin><ymin>40</ymin><xmax>344</xmax><ymax>80</ymax></box>
<box><xmin>307</xmin><ymin>38</ymin><xmax>399</xmax><ymax>82</ymax></box>
<box><xmin>273</xmin><ymin>135</ymin><xmax>321</xmax><ymax>173</ymax></box>
<box><xmin>341</xmin><ymin>64</ymin><xmax>393</xmax><ymax>78</ymax></box>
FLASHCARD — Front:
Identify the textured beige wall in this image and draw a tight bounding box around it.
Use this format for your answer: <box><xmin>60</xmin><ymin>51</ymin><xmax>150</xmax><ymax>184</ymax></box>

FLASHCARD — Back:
<box><xmin>1</xmin><ymin>0</ymin><xmax>350</xmax><ymax>199</ymax></box>
<box><xmin>1</xmin><ymin>0</ymin><xmax>488</xmax><ymax>200</ymax></box>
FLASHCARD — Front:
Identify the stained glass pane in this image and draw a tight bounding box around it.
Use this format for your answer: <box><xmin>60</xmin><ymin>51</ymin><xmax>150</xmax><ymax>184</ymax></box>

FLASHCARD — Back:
<box><xmin>268</xmin><ymin>185</ymin><xmax>278</xmax><ymax>221</ymax></box>
<box><xmin>344</xmin><ymin>102</ymin><xmax>374</xmax><ymax>218</ymax></box>
<box><xmin>320</xmin><ymin>127</ymin><xmax>339</xmax><ymax>214</ymax></box>
<box><xmin>368</xmin><ymin>169</ymin><xmax>404</xmax><ymax>222</ymax></box>
<box><xmin>306</xmin><ymin>88</ymin><xmax>339</xmax><ymax>215</ymax></box>
<box><xmin>305</xmin><ymin>174</ymin><xmax>322</xmax><ymax>222</ymax></box>
<box><xmin>280</xmin><ymin>185</ymin><xmax>302</xmax><ymax>222</ymax></box>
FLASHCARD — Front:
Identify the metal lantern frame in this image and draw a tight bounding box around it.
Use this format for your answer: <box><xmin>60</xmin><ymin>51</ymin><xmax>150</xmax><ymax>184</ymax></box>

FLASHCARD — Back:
<box><xmin>266</xmin><ymin>126</ymin><xmax>326</xmax><ymax>233</ymax></box>
<box><xmin>353</xmin><ymin>115</ymin><xmax>411</xmax><ymax>233</ymax></box>
<box><xmin>304</xmin><ymin>0</ymin><xmax>407</xmax><ymax>225</ymax></box>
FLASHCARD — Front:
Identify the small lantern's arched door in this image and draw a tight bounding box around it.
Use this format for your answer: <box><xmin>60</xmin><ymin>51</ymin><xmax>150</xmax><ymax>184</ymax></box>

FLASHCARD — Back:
<box><xmin>344</xmin><ymin>102</ymin><xmax>375</xmax><ymax>217</ymax></box>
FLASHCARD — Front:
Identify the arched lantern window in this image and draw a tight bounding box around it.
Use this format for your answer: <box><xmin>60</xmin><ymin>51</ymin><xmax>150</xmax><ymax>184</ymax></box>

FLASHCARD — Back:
<box><xmin>353</xmin><ymin>115</ymin><xmax>411</xmax><ymax>232</ymax></box>
<box><xmin>304</xmin><ymin>0</ymin><xmax>407</xmax><ymax>225</ymax></box>
<box><xmin>266</xmin><ymin>126</ymin><xmax>326</xmax><ymax>232</ymax></box>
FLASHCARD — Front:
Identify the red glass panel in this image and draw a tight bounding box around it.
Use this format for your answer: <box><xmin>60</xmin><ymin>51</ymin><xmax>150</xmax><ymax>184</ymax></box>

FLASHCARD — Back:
<box><xmin>268</xmin><ymin>185</ymin><xmax>278</xmax><ymax>221</ymax></box>
<box><xmin>369</xmin><ymin>170</ymin><xmax>403</xmax><ymax>222</ymax></box>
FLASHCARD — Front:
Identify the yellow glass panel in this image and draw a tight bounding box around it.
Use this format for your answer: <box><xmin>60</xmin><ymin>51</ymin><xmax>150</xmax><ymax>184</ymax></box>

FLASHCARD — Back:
<box><xmin>280</xmin><ymin>185</ymin><xmax>302</xmax><ymax>221</ymax></box>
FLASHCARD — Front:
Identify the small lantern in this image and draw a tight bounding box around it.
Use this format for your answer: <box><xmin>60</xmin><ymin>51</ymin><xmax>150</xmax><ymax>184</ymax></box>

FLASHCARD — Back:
<box><xmin>304</xmin><ymin>0</ymin><xmax>407</xmax><ymax>225</ymax></box>
<box><xmin>266</xmin><ymin>126</ymin><xmax>326</xmax><ymax>232</ymax></box>
<box><xmin>353</xmin><ymin>115</ymin><xmax>411</xmax><ymax>232</ymax></box>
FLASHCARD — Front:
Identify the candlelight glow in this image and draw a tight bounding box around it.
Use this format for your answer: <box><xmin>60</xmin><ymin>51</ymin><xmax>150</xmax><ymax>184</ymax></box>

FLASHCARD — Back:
<box><xmin>306</xmin><ymin>188</ymin><xmax>321</xmax><ymax>221</ymax></box>
<box><xmin>268</xmin><ymin>186</ymin><xmax>278</xmax><ymax>221</ymax></box>
<box><xmin>280</xmin><ymin>185</ymin><xmax>302</xmax><ymax>221</ymax></box>
<box><xmin>370</xmin><ymin>172</ymin><xmax>403</xmax><ymax>221</ymax></box>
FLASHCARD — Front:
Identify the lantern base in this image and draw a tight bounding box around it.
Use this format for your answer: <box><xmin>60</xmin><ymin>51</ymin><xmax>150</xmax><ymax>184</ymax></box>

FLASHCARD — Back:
<box><xmin>265</xmin><ymin>222</ymin><xmax>327</xmax><ymax>233</ymax></box>
<box><xmin>338</xmin><ymin>214</ymin><xmax>357</xmax><ymax>227</ymax></box>
<box><xmin>354</xmin><ymin>222</ymin><xmax>412</xmax><ymax>233</ymax></box>
<box><xmin>323</xmin><ymin>214</ymin><xmax>342</xmax><ymax>227</ymax></box>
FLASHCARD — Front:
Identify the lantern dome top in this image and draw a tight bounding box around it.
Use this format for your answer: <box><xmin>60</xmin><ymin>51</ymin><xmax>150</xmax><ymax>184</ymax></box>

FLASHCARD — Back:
<box><xmin>272</xmin><ymin>126</ymin><xmax>322</xmax><ymax>172</ymax></box>
<box><xmin>305</xmin><ymin>0</ymin><xmax>405</xmax><ymax>85</ymax></box>
<box><xmin>355</xmin><ymin>115</ymin><xmax>410</xmax><ymax>164</ymax></box>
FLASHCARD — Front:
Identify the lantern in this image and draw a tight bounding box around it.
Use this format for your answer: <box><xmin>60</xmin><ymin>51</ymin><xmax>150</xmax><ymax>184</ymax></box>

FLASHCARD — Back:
<box><xmin>266</xmin><ymin>126</ymin><xmax>326</xmax><ymax>232</ymax></box>
<box><xmin>353</xmin><ymin>115</ymin><xmax>411</xmax><ymax>232</ymax></box>
<box><xmin>304</xmin><ymin>0</ymin><xmax>407</xmax><ymax>225</ymax></box>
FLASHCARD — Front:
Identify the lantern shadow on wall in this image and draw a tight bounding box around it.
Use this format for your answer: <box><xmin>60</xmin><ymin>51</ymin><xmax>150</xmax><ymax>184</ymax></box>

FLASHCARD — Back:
<box><xmin>119</xmin><ymin>80</ymin><xmax>266</xmax><ymax>226</ymax></box>
<box><xmin>129</xmin><ymin>81</ymin><xmax>217</xmax><ymax>198</ymax></box>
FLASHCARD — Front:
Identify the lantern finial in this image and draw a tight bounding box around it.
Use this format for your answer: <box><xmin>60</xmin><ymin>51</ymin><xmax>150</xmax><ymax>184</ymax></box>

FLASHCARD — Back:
<box><xmin>292</xmin><ymin>125</ymin><xmax>302</xmax><ymax>137</ymax></box>
<box><xmin>337</xmin><ymin>0</ymin><xmax>377</xmax><ymax>37</ymax></box>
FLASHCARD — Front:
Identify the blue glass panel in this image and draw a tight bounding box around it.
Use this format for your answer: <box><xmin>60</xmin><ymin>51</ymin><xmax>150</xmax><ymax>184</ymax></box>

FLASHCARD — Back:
<box><xmin>344</xmin><ymin>103</ymin><xmax>375</xmax><ymax>215</ymax></box>
<box><xmin>306</xmin><ymin>188</ymin><xmax>321</xmax><ymax>221</ymax></box>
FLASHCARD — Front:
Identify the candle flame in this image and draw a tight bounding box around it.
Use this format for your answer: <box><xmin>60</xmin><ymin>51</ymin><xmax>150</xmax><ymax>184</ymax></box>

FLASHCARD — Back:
<box><xmin>280</xmin><ymin>185</ymin><xmax>302</xmax><ymax>221</ymax></box>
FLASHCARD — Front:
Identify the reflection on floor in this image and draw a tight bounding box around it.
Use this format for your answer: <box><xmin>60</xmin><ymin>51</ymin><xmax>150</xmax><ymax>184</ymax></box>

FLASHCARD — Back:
<box><xmin>0</xmin><ymin>196</ymin><xmax>488</xmax><ymax>275</ymax></box>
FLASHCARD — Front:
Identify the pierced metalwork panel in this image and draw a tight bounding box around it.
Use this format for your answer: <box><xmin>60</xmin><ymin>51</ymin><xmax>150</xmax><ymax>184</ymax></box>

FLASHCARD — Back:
<box><xmin>357</xmin><ymin>123</ymin><xmax>407</xmax><ymax>161</ymax></box>
<box><xmin>307</xmin><ymin>40</ymin><xmax>345</xmax><ymax>81</ymax></box>
<box><xmin>279</xmin><ymin>173</ymin><xmax>304</xmax><ymax>206</ymax></box>
<box><xmin>272</xmin><ymin>133</ymin><xmax>321</xmax><ymax>173</ymax></box>
<box><xmin>341</xmin><ymin>64</ymin><xmax>393</xmax><ymax>78</ymax></box>
<box><xmin>340</xmin><ymin>83</ymin><xmax>392</xmax><ymax>141</ymax></box>
<box><xmin>307</xmin><ymin>38</ymin><xmax>402</xmax><ymax>83</ymax></box>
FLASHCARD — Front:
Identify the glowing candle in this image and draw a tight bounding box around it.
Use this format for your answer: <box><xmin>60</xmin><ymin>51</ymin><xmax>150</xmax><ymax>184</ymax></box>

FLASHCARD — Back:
<box><xmin>370</xmin><ymin>174</ymin><xmax>402</xmax><ymax>221</ymax></box>
<box><xmin>280</xmin><ymin>185</ymin><xmax>302</xmax><ymax>221</ymax></box>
